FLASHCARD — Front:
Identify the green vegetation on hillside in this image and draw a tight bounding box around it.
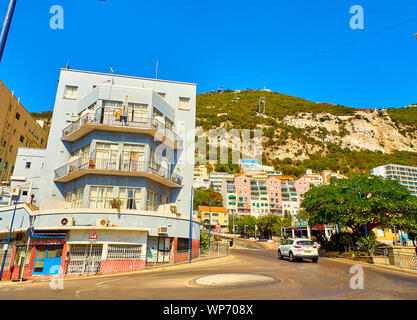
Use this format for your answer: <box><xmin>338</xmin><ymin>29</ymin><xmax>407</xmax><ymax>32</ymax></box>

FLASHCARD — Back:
<box><xmin>386</xmin><ymin>106</ymin><xmax>417</xmax><ymax>128</ymax></box>
<box><xmin>31</xmin><ymin>110</ymin><xmax>53</xmax><ymax>120</ymax></box>
<box><xmin>196</xmin><ymin>90</ymin><xmax>355</xmax><ymax>130</ymax></box>
<box><xmin>273</xmin><ymin>143</ymin><xmax>417</xmax><ymax>177</ymax></box>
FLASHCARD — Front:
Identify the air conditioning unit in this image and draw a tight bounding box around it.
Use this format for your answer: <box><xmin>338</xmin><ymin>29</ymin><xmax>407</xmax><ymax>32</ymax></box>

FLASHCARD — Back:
<box><xmin>60</xmin><ymin>217</ymin><xmax>74</xmax><ymax>226</ymax></box>
<box><xmin>158</xmin><ymin>226</ymin><xmax>168</xmax><ymax>234</ymax></box>
<box><xmin>96</xmin><ymin>218</ymin><xmax>109</xmax><ymax>227</ymax></box>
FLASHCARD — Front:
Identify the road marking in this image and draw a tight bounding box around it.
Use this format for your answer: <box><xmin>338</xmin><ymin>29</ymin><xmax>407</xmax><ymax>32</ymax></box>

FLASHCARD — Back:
<box><xmin>255</xmin><ymin>266</ymin><xmax>280</xmax><ymax>269</ymax></box>
<box><xmin>2</xmin><ymin>288</ymin><xmax>10</xmax><ymax>291</ymax></box>
<box><xmin>96</xmin><ymin>278</ymin><xmax>120</xmax><ymax>285</ymax></box>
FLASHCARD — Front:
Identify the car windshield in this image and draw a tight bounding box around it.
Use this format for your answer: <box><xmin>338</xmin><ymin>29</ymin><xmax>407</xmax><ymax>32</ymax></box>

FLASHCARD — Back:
<box><xmin>297</xmin><ymin>240</ymin><xmax>315</xmax><ymax>246</ymax></box>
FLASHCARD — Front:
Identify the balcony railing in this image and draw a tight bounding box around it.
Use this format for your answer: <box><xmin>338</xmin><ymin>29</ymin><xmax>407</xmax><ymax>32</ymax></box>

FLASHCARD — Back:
<box><xmin>61</xmin><ymin>108</ymin><xmax>183</xmax><ymax>148</ymax></box>
<box><xmin>54</xmin><ymin>157</ymin><xmax>183</xmax><ymax>186</ymax></box>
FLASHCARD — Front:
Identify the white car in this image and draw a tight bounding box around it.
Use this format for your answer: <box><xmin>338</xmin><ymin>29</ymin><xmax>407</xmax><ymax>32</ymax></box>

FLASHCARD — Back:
<box><xmin>278</xmin><ymin>238</ymin><xmax>319</xmax><ymax>263</ymax></box>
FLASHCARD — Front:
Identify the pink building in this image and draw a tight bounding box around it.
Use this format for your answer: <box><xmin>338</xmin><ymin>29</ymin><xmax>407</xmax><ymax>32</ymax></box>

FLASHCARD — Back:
<box><xmin>266</xmin><ymin>176</ymin><xmax>282</xmax><ymax>214</ymax></box>
<box><xmin>235</xmin><ymin>175</ymin><xmax>252</xmax><ymax>215</ymax></box>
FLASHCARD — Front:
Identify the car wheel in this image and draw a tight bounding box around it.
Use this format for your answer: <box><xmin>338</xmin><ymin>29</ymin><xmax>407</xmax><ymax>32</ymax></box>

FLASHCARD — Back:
<box><xmin>289</xmin><ymin>251</ymin><xmax>295</xmax><ymax>262</ymax></box>
<box><xmin>278</xmin><ymin>250</ymin><xmax>283</xmax><ymax>260</ymax></box>
<box><xmin>312</xmin><ymin>257</ymin><xmax>318</xmax><ymax>263</ymax></box>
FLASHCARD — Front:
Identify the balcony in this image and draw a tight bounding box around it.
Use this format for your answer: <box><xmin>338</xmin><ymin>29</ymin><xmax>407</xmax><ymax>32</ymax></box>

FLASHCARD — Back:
<box><xmin>61</xmin><ymin>109</ymin><xmax>183</xmax><ymax>149</ymax></box>
<box><xmin>54</xmin><ymin>158</ymin><xmax>182</xmax><ymax>187</ymax></box>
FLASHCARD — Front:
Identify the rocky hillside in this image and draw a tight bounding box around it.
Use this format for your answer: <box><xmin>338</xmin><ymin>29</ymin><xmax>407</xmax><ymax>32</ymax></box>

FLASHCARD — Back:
<box><xmin>196</xmin><ymin>89</ymin><xmax>417</xmax><ymax>177</ymax></box>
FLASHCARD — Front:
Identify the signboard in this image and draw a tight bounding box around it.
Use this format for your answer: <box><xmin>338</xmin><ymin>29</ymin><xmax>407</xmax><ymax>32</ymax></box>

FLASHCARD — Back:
<box><xmin>215</xmin><ymin>224</ymin><xmax>221</xmax><ymax>233</ymax></box>
<box><xmin>294</xmin><ymin>221</ymin><xmax>308</xmax><ymax>227</ymax></box>
<box><xmin>89</xmin><ymin>229</ymin><xmax>98</xmax><ymax>240</ymax></box>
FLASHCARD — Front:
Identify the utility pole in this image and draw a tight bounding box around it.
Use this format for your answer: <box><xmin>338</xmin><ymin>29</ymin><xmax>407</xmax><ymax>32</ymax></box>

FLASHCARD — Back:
<box><xmin>0</xmin><ymin>0</ymin><xmax>17</xmax><ymax>63</ymax></box>
<box><xmin>188</xmin><ymin>187</ymin><xmax>194</xmax><ymax>263</ymax></box>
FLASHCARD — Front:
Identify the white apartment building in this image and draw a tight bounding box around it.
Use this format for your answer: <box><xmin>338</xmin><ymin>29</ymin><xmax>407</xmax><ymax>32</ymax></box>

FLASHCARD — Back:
<box><xmin>371</xmin><ymin>164</ymin><xmax>417</xmax><ymax>196</ymax></box>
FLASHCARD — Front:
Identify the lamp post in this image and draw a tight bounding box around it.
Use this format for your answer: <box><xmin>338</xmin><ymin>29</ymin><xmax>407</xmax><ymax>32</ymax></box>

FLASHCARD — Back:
<box><xmin>0</xmin><ymin>193</ymin><xmax>19</xmax><ymax>281</ymax></box>
<box><xmin>188</xmin><ymin>187</ymin><xmax>194</xmax><ymax>263</ymax></box>
<box><xmin>0</xmin><ymin>0</ymin><xmax>17</xmax><ymax>63</ymax></box>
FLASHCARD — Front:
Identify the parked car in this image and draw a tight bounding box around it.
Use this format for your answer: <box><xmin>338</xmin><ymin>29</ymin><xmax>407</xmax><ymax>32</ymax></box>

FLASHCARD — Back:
<box><xmin>278</xmin><ymin>238</ymin><xmax>319</xmax><ymax>263</ymax></box>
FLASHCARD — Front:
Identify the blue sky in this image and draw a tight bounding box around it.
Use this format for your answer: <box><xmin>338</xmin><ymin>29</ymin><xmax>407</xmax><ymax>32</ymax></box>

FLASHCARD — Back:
<box><xmin>0</xmin><ymin>0</ymin><xmax>416</xmax><ymax>112</ymax></box>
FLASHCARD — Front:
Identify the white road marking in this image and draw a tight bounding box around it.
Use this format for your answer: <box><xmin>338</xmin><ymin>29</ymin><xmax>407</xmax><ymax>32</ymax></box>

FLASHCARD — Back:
<box><xmin>96</xmin><ymin>278</ymin><xmax>121</xmax><ymax>285</ymax></box>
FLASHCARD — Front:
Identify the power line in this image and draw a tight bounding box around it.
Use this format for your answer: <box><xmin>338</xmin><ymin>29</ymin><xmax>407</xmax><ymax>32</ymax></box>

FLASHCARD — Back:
<box><xmin>226</xmin><ymin>15</ymin><xmax>417</xmax><ymax>88</ymax></box>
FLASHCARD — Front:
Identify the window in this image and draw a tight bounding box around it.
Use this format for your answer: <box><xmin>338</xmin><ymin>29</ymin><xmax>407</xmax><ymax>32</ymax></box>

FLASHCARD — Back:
<box><xmin>161</xmin><ymin>195</ymin><xmax>168</xmax><ymax>205</ymax></box>
<box><xmin>72</xmin><ymin>144</ymin><xmax>90</xmax><ymax>166</ymax></box>
<box><xmin>153</xmin><ymin>107</ymin><xmax>163</xmax><ymax>122</ymax></box>
<box><xmin>149</xmin><ymin>148</ymin><xmax>157</xmax><ymax>170</ymax></box>
<box><xmin>2</xmin><ymin>141</ymin><xmax>6</xmax><ymax>147</ymax></box>
<box><xmin>24</xmin><ymin>120</ymin><xmax>27</xmax><ymax>127</ymax></box>
<box><xmin>64</xmin><ymin>86</ymin><xmax>78</xmax><ymax>99</ymax></box>
<box><xmin>127</xmin><ymin>103</ymin><xmax>148</xmax><ymax>123</ymax></box>
<box><xmin>4</xmin><ymin>162</ymin><xmax>8</xmax><ymax>169</ymax></box>
<box><xmin>19</xmin><ymin>136</ymin><xmax>24</xmax><ymax>143</ymax></box>
<box><xmin>179</xmin><ymin>97</ymin><xmax>190</xmax><ymax>110</ymax></box>
<box><xmin>89</xmin><ymin>186</ymin><xmax>113</xmax><ymax>209</ymax></box>
<box><xmin>95</xmin><ymin>143</ymin><xmax>118</xmax><ymax>169</ymax></box>
<box><xmin>122</xmin><ymin>144</ymin><xmax>145</xmax><ymax>171</ymax></box>
<box><xmin>15</xmin><ymin>112</ymin><xmax>20</xmax><ymax>120</ymax></box>
<box><xmin>146</xmin><ymin>190</ymin><xmax>157</xmax><ymax>211</ymax></box>
<box><xmin>72</xmin><ymin>188</ymin><xmax>83</xmax><ymax>208</ymax></box>
<box><xmin>107</xmin><ymin>244</ymin><xmax>142</xmax><ymax>260</ymax></box>
<box><xmin>119</xmin><ymin>187</ymin><xmax>141</xmax><ymax>210</ymax></box>
<box><xmin>12</xmin><ymin>129</ymin><xmax>16</xmax><ymax>136</ymax></box>
<box><xmin>177</xmin><ymin>238</ymin><xmax>189</xmax><ymax>251</ymax></box>
<box><xmin>8</xmin><ymin>145</ymin><xmax>12</xmax><ymax>152</ymax></box>
<box><xmin>65</xmin><ymin>192</ymin><xmax>72</xmax><ymax>203</ymax></box>
<box><xmin>25</xmin><ymin>162</ymin><xmax>31</xmax><ymax>169</ymax></box>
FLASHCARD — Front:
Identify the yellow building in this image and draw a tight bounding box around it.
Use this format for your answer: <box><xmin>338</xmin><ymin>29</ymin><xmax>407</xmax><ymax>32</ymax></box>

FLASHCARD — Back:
<box><xmin>0</xmin><ymin>80</ymin><xmax>48</xmax><ymax>184</ymax></box>
<box><xmin>197</xmin><ymin>206</ymin><xmax>229</xmax><ymax>232</ymax></box>
<box><xmin>194</xmin><ymin>165</ymin><xmax>209</xmax><ymax>179</ymax></box>
<box><xmin>373</xmin><ymin>227</ymin><xmax>408</xmax><ymax>244</ymax></box>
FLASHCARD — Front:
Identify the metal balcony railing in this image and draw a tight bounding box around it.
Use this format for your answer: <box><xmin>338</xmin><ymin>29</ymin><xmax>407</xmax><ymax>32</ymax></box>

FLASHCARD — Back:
<box><xmin>54</xmin><ymin>157</ymin><xmax>183</xmax><ymax>186</ymax></box>
<box><xmin>61</xmin><ymin>108</ymin><xmax>183</xmax><ymax>148</ymax></box>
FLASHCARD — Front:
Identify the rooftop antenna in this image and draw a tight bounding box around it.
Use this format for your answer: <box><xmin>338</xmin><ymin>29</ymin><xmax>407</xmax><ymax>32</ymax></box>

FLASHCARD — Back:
<box><xmin>65</xmin><ymin>62</ymin><xmax>69</xmax><ymax>69</ymax></box>
<box><xmin>155</xmin><ymin>60</ymin><xmax>158</xmax><ymax>79</ymax></box>
<box><xmin>110</xmin><ymin>67</ymin><xmax>114</xmax><ymax>74</ymax></box>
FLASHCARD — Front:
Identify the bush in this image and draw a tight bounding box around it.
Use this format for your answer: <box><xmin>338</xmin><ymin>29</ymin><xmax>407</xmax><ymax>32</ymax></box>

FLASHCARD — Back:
<box><xmin>316</xmin><ymin>232</ymin><xmax>356</xmax><ymax>252</ymax></box>
<box><xmin>356</xmin><ymin>233</ymin><xmax>383</xmax><ymax>256</ymax></box>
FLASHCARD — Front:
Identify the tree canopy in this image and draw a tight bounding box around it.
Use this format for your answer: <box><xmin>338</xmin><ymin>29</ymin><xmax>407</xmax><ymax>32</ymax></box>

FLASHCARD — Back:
<box><xmin>302</xmin><ymin>175</ymin><xmax>417</xmax><ymax>239</ymax></box>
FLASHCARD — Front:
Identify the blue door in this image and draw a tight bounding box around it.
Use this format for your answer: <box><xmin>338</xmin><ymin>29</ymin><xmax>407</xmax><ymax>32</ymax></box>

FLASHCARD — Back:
<box><xmin>33</xmin><ymin>245</ymin><xmax>63</xmax><ymax>275</ymax></box>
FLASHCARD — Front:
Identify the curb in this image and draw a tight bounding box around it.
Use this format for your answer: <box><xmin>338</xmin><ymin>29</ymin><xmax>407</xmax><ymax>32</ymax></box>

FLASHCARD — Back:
<box><xmin>0</xmin><ymin>254</ymin><xmax>234</xmax><ymax>285</ymax></box>
<box><xmin>326</xmin><ymin>256</ymin><xmax>417</xmax><ymax>277</ymax></box>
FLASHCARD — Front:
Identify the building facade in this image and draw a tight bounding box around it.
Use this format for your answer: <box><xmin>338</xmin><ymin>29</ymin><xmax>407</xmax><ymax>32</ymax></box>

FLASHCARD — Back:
<box><xmin>197</xmin><ymin>206</ymin><xmax>229</xmax><ymax>232</ymax></box>
<box><xmin>371</xmin><ymin>164</ymin><xmax>417</xmax><ymax>196</ymax></box>
<box><xmin>0</xmin><ymin>69</ymin><xmax>200</xmax><ymax>280</ymax></box>
<box><xmin>0</xmin><ymin>80</ymin><xmax>48</xmax><ymax>185</ymax></box>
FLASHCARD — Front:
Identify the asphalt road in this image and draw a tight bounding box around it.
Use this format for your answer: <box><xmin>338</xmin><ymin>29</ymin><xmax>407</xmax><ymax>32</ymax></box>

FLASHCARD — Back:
<box><xmin>0</xmin><ymin>240</ymin><xmax>416</xmax><ymax>300</ymax></box>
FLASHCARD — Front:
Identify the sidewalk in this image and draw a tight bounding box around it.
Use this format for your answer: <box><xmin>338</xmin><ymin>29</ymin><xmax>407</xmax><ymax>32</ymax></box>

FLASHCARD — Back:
<box><xmin>327</xmin><ymin>256</ymin><xmax>417</xmax><ymax>277</ymax></box>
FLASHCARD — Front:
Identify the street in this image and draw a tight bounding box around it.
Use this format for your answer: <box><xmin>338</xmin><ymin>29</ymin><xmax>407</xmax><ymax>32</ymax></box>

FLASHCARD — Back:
<box><xmin>0</xmin><ymin>241</ymin><xmax>416</xmax><ymax>300</ymax></box>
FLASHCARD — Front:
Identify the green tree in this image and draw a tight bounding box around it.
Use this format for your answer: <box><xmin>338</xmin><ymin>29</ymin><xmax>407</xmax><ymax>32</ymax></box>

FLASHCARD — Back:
<box><xmin>193</xmin><ymin>187</ymin><xmax>223</xmax><ymax>210</ymax></box>
<box><xmin>302</xmin><ymin>175</ymin><xmax>417</xmax><ymax>240</ymax></box>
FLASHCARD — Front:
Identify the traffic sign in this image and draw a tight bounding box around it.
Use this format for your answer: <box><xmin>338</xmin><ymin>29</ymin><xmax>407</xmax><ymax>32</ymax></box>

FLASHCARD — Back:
<box><xmin>215</xmin><ymin>224</ymin><xmax>221</xmax><ymax>233</ymax></box>
<box><xmin>89</xmin><ymin>229</ymin><xmax>98</xmax><ymax>240</ymax></box>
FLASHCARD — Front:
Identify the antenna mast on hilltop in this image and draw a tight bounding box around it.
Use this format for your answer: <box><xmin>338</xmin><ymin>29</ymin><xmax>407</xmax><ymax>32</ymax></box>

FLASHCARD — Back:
<box><xmin>257</xmin><ymin>96</ymin><xmax>266</xmax><ymax>116</ymax></box>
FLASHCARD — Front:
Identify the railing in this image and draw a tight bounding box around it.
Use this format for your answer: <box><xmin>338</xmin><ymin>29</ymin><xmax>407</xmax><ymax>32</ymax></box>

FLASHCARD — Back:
<box><xmin>54</xmin><ymin>157</ymin><xmax>183</xmax><ymax>185</ymax></box>
<box><xmin>64</xmin><ymin>246</ymin><xmax>229</xmax><ymax>277</ymax></box>
<box><xmin>372</xmin><ymin>248</ymin><xmax>417</xmax><ymax>271</ymax></box>
<box><xmin>62</xmin><ymin>108</ymin><xmax>183</xmax><ymax>148</ymax></box>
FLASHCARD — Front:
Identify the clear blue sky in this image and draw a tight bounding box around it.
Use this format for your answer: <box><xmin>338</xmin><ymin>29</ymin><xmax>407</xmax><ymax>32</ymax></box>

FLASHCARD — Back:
<box><xmin>0</xmin><ymin>0</ymin><xmax>416</xmax><ymax>112</ymax></box>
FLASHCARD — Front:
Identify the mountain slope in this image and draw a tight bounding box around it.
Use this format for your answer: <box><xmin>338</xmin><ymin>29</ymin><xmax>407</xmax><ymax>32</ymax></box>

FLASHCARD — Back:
<box><xmin>196</xmin><ymin>89</ymin><xmax>417</xmax><ymax>177</ymax></box>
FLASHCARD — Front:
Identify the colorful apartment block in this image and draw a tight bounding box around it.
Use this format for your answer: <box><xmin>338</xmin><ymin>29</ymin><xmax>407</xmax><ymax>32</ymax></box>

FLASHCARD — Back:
<box><xmin>197</xmin><ymin>206</ymin><xmax>229</xmax><ymax>232</ymax></box>
<box><xmin>371</xmin><ymin>164</ymin><xmax>417</xmax><ymax>196</ymax></box>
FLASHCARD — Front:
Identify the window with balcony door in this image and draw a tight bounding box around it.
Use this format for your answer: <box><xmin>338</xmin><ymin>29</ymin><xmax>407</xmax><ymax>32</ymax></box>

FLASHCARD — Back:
<box><xmin>95</xmin><ymin>143</ymin><xmax>118</xmax><ymax>170</ymax></box>
<box><xmin>71</xmin><ymin>145</ymin><xmax>90</xmax><ymax>166</ymax></box>
<box><xmin>127</xmin><ymin>103</ymin><xmax>148</xmax><ymax>123</ymax></box>
<box><xmin>89</xmin><ymin>186</ymin><xmax>113</xmax><ymax>209</ymax></box>
<box><xmin>122</xmin><ymin>144</ymin><xmax>145</xmax><ymax>172</ymax></box>
<box><xmin>72</xmin><ymin>188</ymin><xmax>83</xmax><ymax>208</ymax></box>
<box><xmin>146</xmin><ymin>190</ymin><xmax>157</xmax><ymax>211</ymax></box>
<box><xmin>153</xmin><ymin>107</ymin><xmax>164</xmax><ymax>127</ymax></box>
<box><xmin>149</xmin><ymin>148</ymin><xmax>158</xmax><ymax>170</ymax></box>
<box><xmin>119</xmin><ymin>187</ymin><xmax>141</xmax><ymax>210</ymax></box>
<box><xmin>101</xmin><ymin>100</ymin><xmax>122</xmax><ymax>124</ymax></box>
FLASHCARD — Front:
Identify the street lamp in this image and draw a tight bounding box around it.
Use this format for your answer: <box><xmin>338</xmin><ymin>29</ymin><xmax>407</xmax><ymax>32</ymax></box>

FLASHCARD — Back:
<box><xmin>0</xmin><ymin>0</ymin><xmax>17</xmax><ymax>63</ymax></box>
